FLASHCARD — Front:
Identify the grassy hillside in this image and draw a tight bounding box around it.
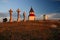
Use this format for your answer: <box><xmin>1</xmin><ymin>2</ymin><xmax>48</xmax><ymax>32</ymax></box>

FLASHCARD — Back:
<box><xmin>0</xmin><ymin>20</ymin><xmax>60</xmax><ymax>40</ymax></box>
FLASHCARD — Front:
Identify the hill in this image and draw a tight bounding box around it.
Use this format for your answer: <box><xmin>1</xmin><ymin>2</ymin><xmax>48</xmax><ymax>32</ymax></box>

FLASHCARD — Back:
<box><xmin>0</xmin><ymin>20</ymin><xmax>60</xmax><ymax>40</ymax></box>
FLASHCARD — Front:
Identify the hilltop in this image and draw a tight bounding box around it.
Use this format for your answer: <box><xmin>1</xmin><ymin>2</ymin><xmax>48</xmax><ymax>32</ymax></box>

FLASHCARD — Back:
<box><xmin>0</xmin><ymin>20</ymin><xmax>60</xmax><ymax>40</ymax></box>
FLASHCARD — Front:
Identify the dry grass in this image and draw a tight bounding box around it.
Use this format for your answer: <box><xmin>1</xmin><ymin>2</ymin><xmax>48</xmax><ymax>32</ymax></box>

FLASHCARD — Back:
<box><xmin>0</xmin><ymin>20</ymin><xmax>60</xmax><ymax>40</ymax></box>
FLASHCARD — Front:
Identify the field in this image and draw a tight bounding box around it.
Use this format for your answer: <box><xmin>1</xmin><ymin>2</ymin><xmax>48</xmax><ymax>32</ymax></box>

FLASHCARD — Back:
<box><xmin>0</xmin><ymin>20</ymin><xmax>60</xmax><ymax>40</ymax></box>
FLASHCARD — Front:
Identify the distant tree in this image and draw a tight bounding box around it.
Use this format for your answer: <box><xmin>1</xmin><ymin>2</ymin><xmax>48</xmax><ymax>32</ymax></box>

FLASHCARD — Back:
<box><xmin>3</xmin><ymin>18</ymin><xmax>7</xmax><ymax>22</ymax></box>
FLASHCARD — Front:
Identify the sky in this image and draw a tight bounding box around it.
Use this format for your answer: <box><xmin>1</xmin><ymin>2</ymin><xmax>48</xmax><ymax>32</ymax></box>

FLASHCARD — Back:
<box><xmin>0</xmin><ymin>0</ymin><xmax>60</xmax><ymax>22</ymax></box>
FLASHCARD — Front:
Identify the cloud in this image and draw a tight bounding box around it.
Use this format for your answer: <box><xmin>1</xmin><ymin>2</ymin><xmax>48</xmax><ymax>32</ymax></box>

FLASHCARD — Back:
<box><xmin>0</xmin><ymin>12</ymin><xmax>9</xmax><ymax>22</ymax></box>
<box><xmin>46</xmin><ymin>13</ymin><xmax>56</xmax><ymax>18</ymax></box>
<box><xmin>47</xmin><ymin>13</ymin><xmax>60</xmax><ymax>19</ymax></box>
<box><xmin>36</xmin><ymin>13</ymin><xmax>60</xmax><ymax>20</ymax></box>
<box><xmin>0</xmin><ymin>12</ymin><xmax>24</xmax><ymax>22</ymax></box>
<box><xmin>43</xmin><ymin>13</ymin><xmax>60</xmax><ymax>20</ymax></box>
<box><xmin>0</xmin><ymin>13</ymin><xmax>9</xmax><ymax>17</ymax></box>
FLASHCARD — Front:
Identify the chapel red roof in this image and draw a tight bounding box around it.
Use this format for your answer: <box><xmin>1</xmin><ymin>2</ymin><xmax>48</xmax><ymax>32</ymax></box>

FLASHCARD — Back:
<box><xmin>29</xmin><ymin>14</ymin><xmax>35</xmax><ymax>16</ymax></box>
